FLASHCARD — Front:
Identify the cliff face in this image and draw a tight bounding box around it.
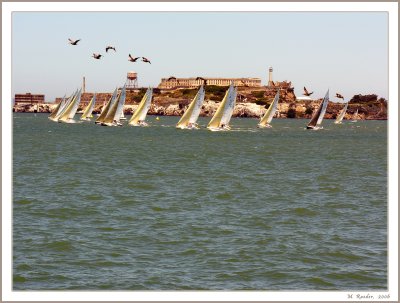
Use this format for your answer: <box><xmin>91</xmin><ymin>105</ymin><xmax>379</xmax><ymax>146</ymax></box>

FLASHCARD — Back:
<box><xmin>13</xmin><ymin>88</ymin><xmax>387</xmax><ymax>120</ymax></box>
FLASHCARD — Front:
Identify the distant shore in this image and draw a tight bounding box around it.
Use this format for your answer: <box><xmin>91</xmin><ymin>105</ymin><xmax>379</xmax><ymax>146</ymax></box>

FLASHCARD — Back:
<box><xmin>13</xmin><ymin>100</ymin><xmax>387</xmax><ymax>120</ymax></box>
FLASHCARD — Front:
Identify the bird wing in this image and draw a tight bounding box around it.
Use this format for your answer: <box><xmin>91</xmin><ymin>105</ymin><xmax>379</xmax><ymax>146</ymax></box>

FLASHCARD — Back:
<box><xmin>304</xmin><ymin>87</ymin><xmax>309</xmax><ymax>94</ymax></box>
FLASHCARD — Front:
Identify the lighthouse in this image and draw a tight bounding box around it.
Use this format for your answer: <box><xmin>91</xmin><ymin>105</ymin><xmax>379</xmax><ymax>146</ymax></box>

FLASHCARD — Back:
<box><xmin>268</xmin><ymin>66</ymin><xmax>273</xmax><ymax>87</ymax></box>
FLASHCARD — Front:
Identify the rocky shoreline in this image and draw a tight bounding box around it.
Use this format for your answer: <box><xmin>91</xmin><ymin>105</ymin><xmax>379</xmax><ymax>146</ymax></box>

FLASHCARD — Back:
<box><xmin>13</xmin><ymin>99</ymin><xmax>387</xmax><ymax>120</ymax></box>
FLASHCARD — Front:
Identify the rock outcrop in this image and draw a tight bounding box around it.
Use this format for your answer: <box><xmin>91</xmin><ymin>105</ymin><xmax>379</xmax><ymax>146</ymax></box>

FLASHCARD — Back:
<box><xmin>13</xmin><ymin>94</ymin><xmax>387</xmax><ymax>120</ymax></box>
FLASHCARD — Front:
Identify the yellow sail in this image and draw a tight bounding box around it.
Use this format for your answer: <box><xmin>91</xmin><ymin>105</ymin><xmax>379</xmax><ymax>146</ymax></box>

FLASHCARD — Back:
<box><xmin>102</xmin><ymin>92</ymin><xmax>121</xmax><ymax>124</ymax></box>
<box><xmin>128</xmin><ymin>88</ymin><xmax>152</xmax><ymax>126</ymax></box>
<box><xmin>81</xmin><ymin>94</ymin><xmax>95</xmax><ymax>120</ymax></box>
<box><xmin>207</xmin><ymin>87</ymin><xmax>230</xmax><ymax>129</ymax></box>
<box><xmin>95</xmin><ymin>88</ymin><xmax>117</xmax><ymax>124</ymax></box>
<box><xmin>258</xmin><ymin>90</ymin><xmax>279</xmax><ymax>127</ymax></box>
<box><xmin>48</xmin><ymin>99</ymin><xmax>63</xmax><ymax>120</ymax></box>
<box><xmin>58</xmin><ymin>93</ymin><xmax>78</xmax><ymax>122</ymax></box>
<box><xmin>176</xmin><ymin>86</ymin><xmax>204</xmax><ymax>129</ymax></box>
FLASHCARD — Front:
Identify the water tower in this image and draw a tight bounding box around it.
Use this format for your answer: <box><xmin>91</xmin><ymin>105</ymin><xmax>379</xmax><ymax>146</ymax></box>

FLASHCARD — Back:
<box><xmin>126</xmin><ymin>71</ymin><xmax>138</xmax><ymax>89</ymax></box>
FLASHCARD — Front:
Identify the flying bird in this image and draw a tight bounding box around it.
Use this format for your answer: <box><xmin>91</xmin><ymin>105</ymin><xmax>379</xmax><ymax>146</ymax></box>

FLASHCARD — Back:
<box><xmin>303</xmin><ymin>86</ymin><xmax>314</xmax><ymax>96</ymax></box>
<box><xmin>128</xmin><ymin>54</ymin><xmax>140</xmax><ymax>62</ymax></box>
<box><xmin>106</xmin><ymin>46</ymin><xmax>116</xmax><ymax>52</ymax></box>
<box><xmin>92</xmin><ymin>53</ymin><xmax>102</xmax><ymax>59</ymax></box>
<box><xmin>142</xmin><ymin>57</ymin><xmax>151</xmax><ymax>64</ymax></box>
<box><xmin>336</xmin><ymin>93</ymin><xmax>344</xmax><ymax>100</ymax></box>
<box><xmin>68</xmin><ymin>38</ymin><xmax>81</xmax><ymax>45</ymax></box>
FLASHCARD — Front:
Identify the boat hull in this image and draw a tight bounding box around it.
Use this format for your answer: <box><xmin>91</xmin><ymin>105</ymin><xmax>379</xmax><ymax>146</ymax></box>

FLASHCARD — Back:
<box><xmin>306</xmin><ymin>126</ymin><xmax>323</xmax><ymax>130</ymax></box>
<box><xmin>129</xmin><ymin>121</ymin><xmax>149</xmax><ymax>127</ymax></box>
<box><xmin>208</xmin><ymin>125</ymin><xmax>231</xmax><ymax>132</ymax></box>
<box><xmin>101</xmin><ymin>121</ymin><xmax>123</xmax><ymax>127</ymax></box>
<box><xmin>257</xmin><ymin>124</ymin><xmax>272</xmax><ymax>128</ymax></box>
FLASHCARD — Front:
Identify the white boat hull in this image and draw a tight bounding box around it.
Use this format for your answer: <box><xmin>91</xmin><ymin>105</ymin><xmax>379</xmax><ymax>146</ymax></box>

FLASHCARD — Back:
<box><xmin>129</xmin><ymin>121</ymin><xmax>149</xmax><ymax>127</ymax></box>
<box><xmin>208</xmin><ymin>125</ymin><xmax>231</xmax><ymax>132</ymax></box>
<box><xmin>257</xmin><ymin>123</ymin><xmax>272</xmax><ymax>128</ymax></box>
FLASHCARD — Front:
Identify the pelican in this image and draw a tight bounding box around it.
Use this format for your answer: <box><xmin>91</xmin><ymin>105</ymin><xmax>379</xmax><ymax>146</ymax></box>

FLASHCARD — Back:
<box><xmin>128</xmin><ymin>54</ymin><xmax>140</xmax><ymax>62</ymax></box>
<box><xmin>303</xmin><ymin>86</ymin><xmax>314</xmax><ymax>96</ymax></box>
<box><xmin>142</xmin><ymin>57</ymin><xmax>151</xmax><ymax>64</ymax></box>
<box><xmin>92</xmin><ymin>53</ymin><xmax>102</xmax><ymax>59</ymax></box>
<box><xmin>336</xmin><ymin>93</ymin><xmax>344</xmax><ymax>100</ymax></box>
<box><xmin>68</xmin><ymin>38</ymin><xmax>81</xmax><ymax>45</ymax></box>
<box><xmin>106</xmin><ymin>46</ymin><xmax>116</xmax><ymax>52</ymax></box>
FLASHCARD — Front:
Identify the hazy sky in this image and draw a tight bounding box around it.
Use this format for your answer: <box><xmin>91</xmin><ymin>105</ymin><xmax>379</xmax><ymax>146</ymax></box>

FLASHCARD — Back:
<box><xmin>12</xmin><ymin>11</ymin><xmax>388</xmax><ymax>102</ymax></box>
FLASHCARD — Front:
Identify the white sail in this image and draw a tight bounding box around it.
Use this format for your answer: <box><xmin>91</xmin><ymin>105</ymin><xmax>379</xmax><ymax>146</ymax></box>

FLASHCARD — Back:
<box><xmin>258</xmin><ymin>90</ymin><xmax>279</xmax><ymax>127</ymax></box>
<box><xmin>129</xmin><ymin>88</ymin><xmax>153</xmax><ymax>126</ymax></box>
<box><xmin>102</xmin><ymin>86</ymin><xmax>127</xmax><ymax>126</ymax></box>
<box><xmin>207</xmin><ymin>82</ymin><xmax>236</xmax><ymax>131</ymax></box>
<box><xmin>67</xmin><ymin>88</ymin><xmax>82</xmax><ymax>119</ymax></box>
<box><xmin>306</xmin><ymin>89</ymin><xmax>329</xmax><ymax>130</ymax></box>
<box><xmin>176</xmin><ymin>85</ymin><xmax>205</xmax><ymax>129</ymax></box>
<box><xmin>351</xmin><ymin>109</ymin><xmax>359</xmax><ymax>122</ymax></box>
<box><xmin>51</xmin><ymin>91</ymin><xmax>76</xmax><ymax>121</ymax></box>
<box><xmin>114</xmin><ymin>85</ymin><xmax>127</xmax><ymax>123</ymax></box>
<box><xmin>95</xmin><ymin>88</ymin><xmax>118</xmax><ymax>124</ymax></box>
<box><xmin>188</xmin><ymin>86</ymin><xmax>205</xmax><ymax>124</ymax></box>
<box><xmin>48</xmin><ymin>94</ymin><xmax>66</xmax><ymax>120</ymax></box>
<box><xmin>316</xmin><ymin>90</ymin><xmax>329</xmax><ymax>126</ymax></box>
<box><xmin>58</xmin><ymin>89</ymin><xmax>82</xmax><ymax>123</ymax></box>
<box><xmin>120</xmin><ymin>110</ymin><xmax>126</xmax><ymax>120</ymax></box>
<box><xmin>220</xmin><ymin>86</ymin><xmax>236</xmax><ymax>126</ymax></box>
<box><xmin>334</xmin><ymin>102</ymin><xmax>348</xmax><ymax>124</ymax></box>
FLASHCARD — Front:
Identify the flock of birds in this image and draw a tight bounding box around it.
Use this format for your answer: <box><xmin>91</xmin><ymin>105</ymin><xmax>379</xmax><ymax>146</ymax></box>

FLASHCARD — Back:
<box><xmin>68</xmin><ymin>38</ymin><xmax>345</xmax><ymax>100</ymax></box>
<box><xmin>303</xmin><ymin>86</ymin><xmax>344</xmax><ymax>100</ymax></box>
<box><xmin>68</xmin><ymin>38</ymin><xmax>151</xmax><ymax>64</ymax></box>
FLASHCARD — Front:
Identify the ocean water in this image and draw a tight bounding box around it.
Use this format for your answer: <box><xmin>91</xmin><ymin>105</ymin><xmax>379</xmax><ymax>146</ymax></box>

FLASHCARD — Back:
<box><xmin>12</xmin><ymin>113</ymin><xmax>387</xmax><ymax>290</ymax></box>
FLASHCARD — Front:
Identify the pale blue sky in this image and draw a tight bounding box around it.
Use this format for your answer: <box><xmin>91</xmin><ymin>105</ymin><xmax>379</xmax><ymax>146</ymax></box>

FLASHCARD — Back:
<box><xmin>12</xmin><ymin>11</ymin><xmax>388</xmax><ymax>102</ymax></box>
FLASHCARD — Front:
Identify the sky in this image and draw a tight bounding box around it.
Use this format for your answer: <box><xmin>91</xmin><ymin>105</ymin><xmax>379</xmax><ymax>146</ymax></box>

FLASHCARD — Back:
<box><xmin>11</xmin><ymin>10</ymin><xmax>388</xmax><ymax>103</ymax></box>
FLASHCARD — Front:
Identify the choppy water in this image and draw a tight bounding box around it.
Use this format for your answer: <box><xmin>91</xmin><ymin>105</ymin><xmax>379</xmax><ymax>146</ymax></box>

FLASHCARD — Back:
<box><xmin>12</xmin><ymin>113</ymin><xmax>387</xmax><ymax>290</ymax></box>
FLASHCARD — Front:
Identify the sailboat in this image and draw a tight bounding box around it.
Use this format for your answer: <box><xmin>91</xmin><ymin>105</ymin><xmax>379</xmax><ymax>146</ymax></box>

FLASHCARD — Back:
<box><xmin>80</xmin><ymin>94</ymin><xmax>96</xmax><ymax>121</ymax></box>
<box><xmin>97</xmin><ymin>101</ymin><xmax>106</xmax><ymax>117</ymax></box>
<box><xmin>207</xmin><ymin>82</ymin><xmax>237</xmax><ymax>131</ymax></box>
<box><xmin>48</xmin><ymin>93</ymin><xmax>70</xmax><ymax>121</ymax></box>
<box><xmin>351</xmin><ymin>109</ymin><xmax>359</xmax><ymax>123</ymax></box>
<box><xmin>101</xmin><ymin>85</ymin><xmax>127</xmax><ymax>126</ymax></box>
<box><xmin>334</xmin><ymin>102</ymin><xmax>348</xmax><ymax>124</ymax></box>
<box><xmin>258</xmin><ymin>90</ymin><xmax>279</xmax><ymax>128</ymax></box>
<box><xmin>306</xmin><ymin>90</ymin><xmax>329</xmax><ymax>130</ymax></box>
<box><xmin>176</xmin><ymin>85</ymin><xmax>205</xmax><ymax>129</ymax></box>
<box><xmin>95</xmin><ymin>88</ymin><xmax>118</xmax><ymax>124</ymax></box>
<box><xmin>58</xmin><ymin>89</ymin><xmax>83</xmax><ymax>123</ymax></box>
<box><xmin>120</xmin><ymin>110</ymin><xmax>127</xmax><ymax>120</ymax></box>
<box><xmin>128</xmin><ymin>88</ymin><xmax>153</xmax><ymax>126</ymax></box>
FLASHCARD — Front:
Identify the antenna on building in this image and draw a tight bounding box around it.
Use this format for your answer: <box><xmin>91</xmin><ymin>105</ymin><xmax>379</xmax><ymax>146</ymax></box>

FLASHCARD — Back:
<box><xmin>83</xmin><ymin>76</ymin><xmax>86</xmax><ymax>93</ymax></box>
<box><xmin>126</xmin><ymin>72</ymin><xmax>138</xmax><ymax>89</ymax></box>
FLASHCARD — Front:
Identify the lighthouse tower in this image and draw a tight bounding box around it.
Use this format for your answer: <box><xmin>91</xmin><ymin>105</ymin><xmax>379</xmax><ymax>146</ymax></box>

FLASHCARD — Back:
<box><xmin>268</xmin><ymin>66</ymin><xmax>273</xmax><ymax>87</ymax></box>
